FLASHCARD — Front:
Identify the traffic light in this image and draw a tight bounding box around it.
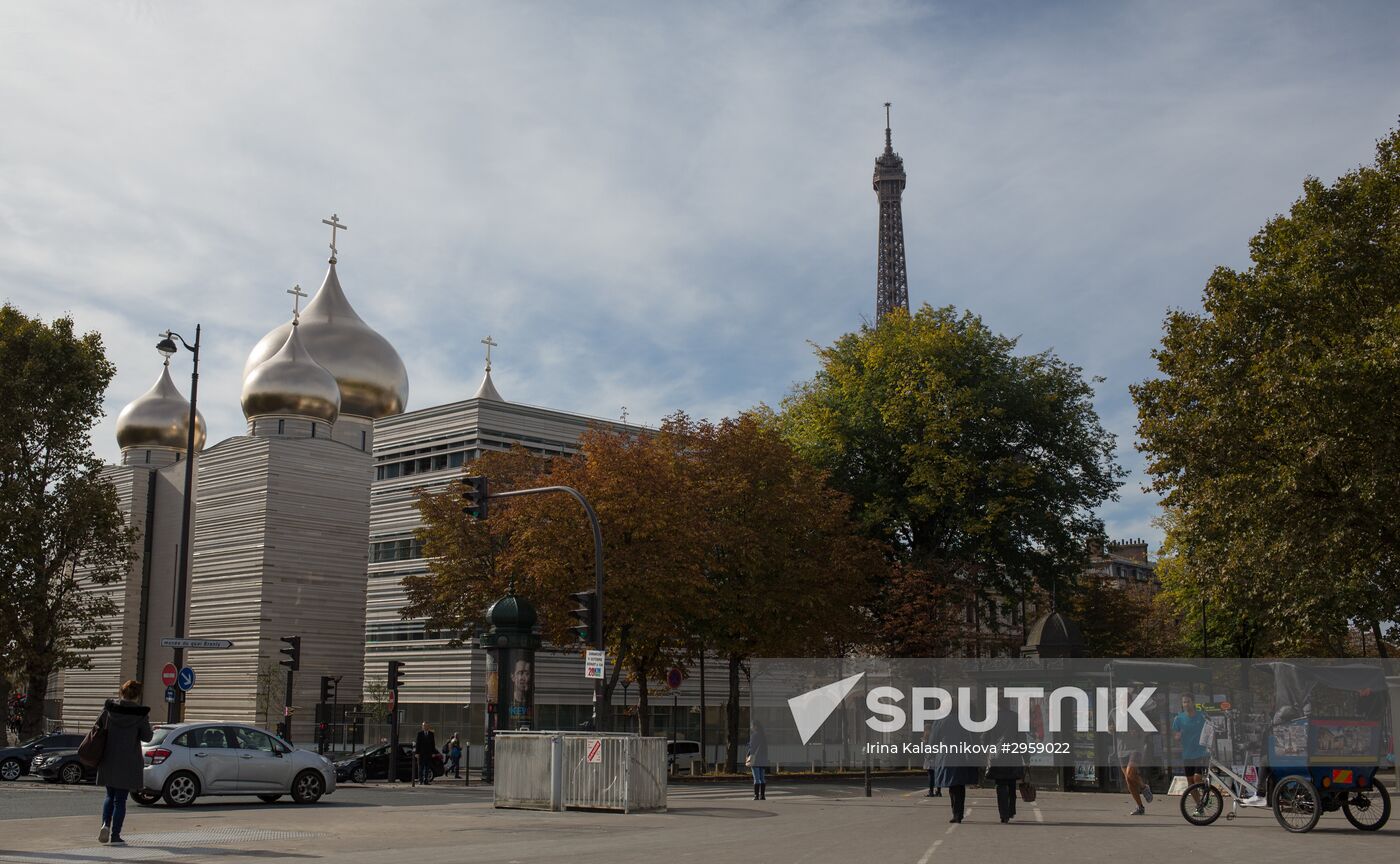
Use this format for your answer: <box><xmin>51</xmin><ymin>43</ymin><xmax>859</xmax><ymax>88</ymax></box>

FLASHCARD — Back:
<box><xmin>320</xmin><ymin>675</ymin><xmax>337</xmax><ymax>703</ymax></box>
<box><xmin>387</xmin><ymin>660</ymin><xmax>405</xmax><ymax>691</ymax></box>
<box><xmin>568</xmin><ymin>589</ymin><xmax>599</xmax><ymax>644</ymax></box>
<box><xmin>461</xmin><ymin>475</ymin><xmax>490</xmax><ymax>520</ymax></box>
<box><xmin>278</xmin><ymin>635</ymin><xmax>301</xmax><ymax>671</ymax></box>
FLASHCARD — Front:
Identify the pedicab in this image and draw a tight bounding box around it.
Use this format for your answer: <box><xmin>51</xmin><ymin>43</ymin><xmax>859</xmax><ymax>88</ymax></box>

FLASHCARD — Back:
<box><xmin>1182</xmin><ymin>662</ymin><xmax>1391</xmax><ymax>833</ymax></box>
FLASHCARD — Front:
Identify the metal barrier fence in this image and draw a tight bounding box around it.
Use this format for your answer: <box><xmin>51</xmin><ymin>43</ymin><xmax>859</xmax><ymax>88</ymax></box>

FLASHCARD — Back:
<box><xmin>494</xmin><ymin>731</ymin><xmax>667</xmax><ymax>813</ymax></box>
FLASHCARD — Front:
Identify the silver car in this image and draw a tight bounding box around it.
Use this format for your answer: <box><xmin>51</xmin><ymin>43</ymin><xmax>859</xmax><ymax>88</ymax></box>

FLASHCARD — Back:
<box><xmin>135</xmin><ymin>722</ymin><xmax>336</xmax><ymax>807</ymax></box>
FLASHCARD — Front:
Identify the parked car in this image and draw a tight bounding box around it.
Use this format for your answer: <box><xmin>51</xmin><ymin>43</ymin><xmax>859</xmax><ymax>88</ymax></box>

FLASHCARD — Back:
<box><xmin>668</xmin><ymin>740</ymin><xmax>703</xmax><ymax>771</ymax></box>
<box><xmin>0</xmin><ymin>731</ymin><xmax>83</xmax><ymax>781</ymax></box>
<box><xmin>333</xmin><ymin>742</ymin><xmax>443</xmax><ymax>783</ymax></box>
<box><xmin>135</xmin><ymin>721</ymin><xmax>335</xmax><ymax>807</ymax></box>
<box><xmin>32</xmin><ymin>748</ymin><xmax>95</xmax><ymax>785</ymax></box>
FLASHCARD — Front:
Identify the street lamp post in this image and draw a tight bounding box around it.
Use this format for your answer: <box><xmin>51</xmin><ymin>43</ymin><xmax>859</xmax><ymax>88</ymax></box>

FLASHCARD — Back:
<box><xmin>157</xmin><ymin>326</ymin><xmax>201</xmax><ymax>725</ymax></box>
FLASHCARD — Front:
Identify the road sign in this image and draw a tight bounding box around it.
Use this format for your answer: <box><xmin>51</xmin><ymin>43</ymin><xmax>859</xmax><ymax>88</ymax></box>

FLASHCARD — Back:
<box><xmin>666</xmin><ymin>667</ymin><xmax>683</xmax><ymax>690</ymax></box>
<box><xmin>586</xmin><ymin>738</ymin><xmax>603</xmax><ymax>764</ymax></box>
<box><xmin>164</xmin><ymin>685</ymin><xmax>178</xmax><ymax>704</ymax></box>
<box><xmin>584</xmin><ymin>649</ymin><xmax>606</xmax><ymax>680</ymax></box>
<box><xmin>160</xmin><ymin>638</ymin><xmax>234</xmax><ymax>649</ymax></box>
<box><xmin>161</xmin><ymin>663</ymin><xmax>178</xmax><ymax>687</ymax></box>
<box><xmin>177</xmin><ymin>666</ymin><xmax>196</xmax><ymax>692</ymax></box>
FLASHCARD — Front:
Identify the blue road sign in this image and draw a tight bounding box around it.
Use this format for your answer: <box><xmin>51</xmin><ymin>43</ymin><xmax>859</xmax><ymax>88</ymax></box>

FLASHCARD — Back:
<box><xmin>177</xmin><ymin>666</ymin><xmax>196</xmax><ymax>692</ymax></box>
<box><xmin>164</xmin><ymin>685</ymin><xmax>177</xmax><ymax>703</ymax></box>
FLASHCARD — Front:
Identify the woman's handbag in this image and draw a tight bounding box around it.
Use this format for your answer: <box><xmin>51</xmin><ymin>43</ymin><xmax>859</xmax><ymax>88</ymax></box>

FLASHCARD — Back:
<box><xmin>1018</xmin><ymin>780</ymin><xmax>1037</xmax><ymax>803</ymax></box>
<box><xmin>77</xmin><ymin>712</ymin><xmax>107</xmax><ymax>768</ymax></box>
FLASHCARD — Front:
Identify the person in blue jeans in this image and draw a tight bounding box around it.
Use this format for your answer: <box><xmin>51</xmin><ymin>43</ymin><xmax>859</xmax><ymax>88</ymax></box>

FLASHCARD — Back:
<box><xmin>96</xmin><ymin>680</ymin><xmax>153</xmax><ymax>845</ymax></box>
<box><xmin>747</xmin><ymin>722</ymin><xmax>768</xmax><ymax>800</ymax></box>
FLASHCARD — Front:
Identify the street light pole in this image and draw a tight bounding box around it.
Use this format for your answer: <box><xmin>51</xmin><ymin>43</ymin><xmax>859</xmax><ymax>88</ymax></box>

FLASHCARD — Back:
<box><xmin>158</xmin><ymin>326</ymin><xmax>200</xmax><ymax>725</ymax></box>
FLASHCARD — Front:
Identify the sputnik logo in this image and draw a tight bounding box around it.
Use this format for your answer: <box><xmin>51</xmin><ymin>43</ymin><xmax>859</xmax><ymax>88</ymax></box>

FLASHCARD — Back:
<box><xmin>788</xmin><ymin>672</ymin><xmax>865</xmax><ymax>744</ymax></box>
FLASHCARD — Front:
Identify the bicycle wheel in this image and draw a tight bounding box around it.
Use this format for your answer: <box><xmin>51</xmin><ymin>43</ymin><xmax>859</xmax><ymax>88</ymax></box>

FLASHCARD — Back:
<box><xmin>1272</xmin><ymin>775</ymin><xmax>1320</xmax><ymax>833</ymax></box>
<box><xmin>1342</xmin><ymin>782</ymin><xmax>1390</xmax><ymax>831</ymax></box>
<box><xmin>1179</xmin><ymin>782</ymin><xmax>1223</xmax><ymax>826</ymax></box>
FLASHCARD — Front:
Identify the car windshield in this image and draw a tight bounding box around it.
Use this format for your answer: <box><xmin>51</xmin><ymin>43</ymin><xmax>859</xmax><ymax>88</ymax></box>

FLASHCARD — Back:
<box><xmin>346</xmin><ymin>745</ymin><xmax>384</xmax><ymax>759</ymax></box>
<box><xmin>17</xmin><ymin>735</ymin><xmax>46</xmax><ymax>748</ymax></box>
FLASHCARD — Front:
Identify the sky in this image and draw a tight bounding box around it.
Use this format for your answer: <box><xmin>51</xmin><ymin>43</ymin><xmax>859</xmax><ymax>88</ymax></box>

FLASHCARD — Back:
<box><xmin>2</xmin><ymin>1</ymin><xmax>1398</xmax><ymax>553</ymax></box>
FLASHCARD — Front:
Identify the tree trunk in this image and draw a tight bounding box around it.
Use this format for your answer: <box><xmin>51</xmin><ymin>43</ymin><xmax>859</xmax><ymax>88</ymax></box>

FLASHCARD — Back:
<box><xmin>0</xmin><ymin>675</ymin><xmax>11</xmax><ymax>746</ymax></box>
<box><xmin>22</xmin><ymin>671</ymin><xmax>48</xmax><ymax>738</ymax></box>
<box><xmin>725</xmin><ymin>655</ymin><xmax>740</xmax><ymax>773</ymax></box>
<box><xmin>637</xmin><ymin>673</ymin><xmax>650</xmax><ymax>736</ymax></box>
<box><xmin>1372</xmin><ymin>621</ymin><xmax>1389</xmax><ymax>659</ymax></box>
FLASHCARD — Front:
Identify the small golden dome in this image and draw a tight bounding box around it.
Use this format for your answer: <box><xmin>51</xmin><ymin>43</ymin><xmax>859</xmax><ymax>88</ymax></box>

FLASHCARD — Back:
<box><xmin>242</xmin><ymin>262</ymin><xmax>408</xmax><ymax>419</ymax></box>
<box><xmin>115</xmin><ymin>363</ymin><xmax>207</xmax><ymax>452</ymax></box>
<box><xmin>241</xmin><ymin>322</ymin><xmax>341</xmax><ymax>423</ymax></box>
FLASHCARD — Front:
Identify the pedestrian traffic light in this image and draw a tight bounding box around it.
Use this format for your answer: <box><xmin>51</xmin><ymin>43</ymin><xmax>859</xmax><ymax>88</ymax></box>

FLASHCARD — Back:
<box><xmin>568</xmin><ymin>589</ymin><xmax>599</xmax><ymax>644</ymax></box>
<box><xmin>320</xmin><ymin>675</ymin><xmax>337</xmax><ymax>703</ymax></box>
<box><xmin>387</xmin><ymin>660</ymin><xmax>405</xmax><ymax>691</ymax></box>
<box><xmin>278</xmin><ymin>635</ymin><xmax>301</xmax><ymax>671</ymax></box>
<box><xmin>461</xmin><ymin>475</ymin><xmax>490</xmax><ymax>520</ymax></box>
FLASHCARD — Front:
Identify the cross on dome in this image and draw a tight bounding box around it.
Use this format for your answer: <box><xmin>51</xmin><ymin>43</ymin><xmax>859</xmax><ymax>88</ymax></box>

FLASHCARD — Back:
<box><xmin>321</xmin><ymin>213</ymin><xmax>348</xmax><ymax>262</ymax></box>
<box><xmin>287</xmin><ymin>284</ymin><xmax>307</xmax><ymax>322</ymax></box>
<box><xmin>481</xmin><ymin>335</ymin><xmax>498</xmax><ymax>371</ymax></box>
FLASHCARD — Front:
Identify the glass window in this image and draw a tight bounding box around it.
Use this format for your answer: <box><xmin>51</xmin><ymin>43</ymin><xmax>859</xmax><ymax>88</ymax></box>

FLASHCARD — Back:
<box><xmin>194</xmin><ymin>727</ymin><xmax>231</xmax><ymax>748</ymax></box>
<box><xmin>234</xmin><ymin>727</ymin><xmax>276</xmax><ymax>752</ymax></box>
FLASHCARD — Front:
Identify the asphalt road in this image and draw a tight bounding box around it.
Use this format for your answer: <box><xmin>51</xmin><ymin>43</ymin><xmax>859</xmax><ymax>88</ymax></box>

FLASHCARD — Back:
<box><xmin>1</xmin><ymin>775</ymin><xmax>1396</xmax><ymax>863</ymax></box>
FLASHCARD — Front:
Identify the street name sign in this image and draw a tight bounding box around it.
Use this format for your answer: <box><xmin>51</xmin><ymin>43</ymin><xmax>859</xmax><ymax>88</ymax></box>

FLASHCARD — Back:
<box><xmin>584</xmin><ymin>650</ymin><xmax>606</xmax><ymax>680</ymax></box>
<box><xmin>160</xmin><ymin>638</ymin><xmax>234</xmax><ymax>649</ymax></box>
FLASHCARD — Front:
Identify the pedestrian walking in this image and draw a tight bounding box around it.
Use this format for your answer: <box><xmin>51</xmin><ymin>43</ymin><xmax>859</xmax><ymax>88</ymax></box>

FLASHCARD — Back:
<box><xmin>921</xmin><ymin>724</ymin><xmax>941</xmax><ymax>797</ymax></box>
<box><xmin>1114</xmin><ymin>707</ymin><xmax>1153</xmax><ymax>815</ymax></box>
<box><xmin>746</xmin><ymin>722</ymin><xmax>768</xmax><ymax>800</ymax></box>
<box><xmin>931</xmin><ymin>712</ymin><xmax>979</xmax><ymax>823</ymax></box>
<box><xmin>414</xmin><ymin>722</ymin><xmax>437</xmax><ymax>785</ymax></box>
<box><xmin>446</xmin><ymin>733</ymin><xmax>462</xmax><ymax>778</ymax></box>
<box><xmin>95</xmin><ymin>680</ymin><xmax>152</xmax><ymax>846</ymax></box>
<box><xmin>985</xmin><ymin>700</ymin><xmax>1028</xmax><ymax>823</ymax></box>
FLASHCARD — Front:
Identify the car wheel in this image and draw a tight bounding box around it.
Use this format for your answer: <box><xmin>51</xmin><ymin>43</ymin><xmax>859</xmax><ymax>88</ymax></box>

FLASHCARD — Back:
<box><xmin>291</xmin><ymin>769</ymin><xmax>325</xmax><ymax>804</ymax></box>
<box><xmin>162</xmin><ymin>772</ymin><xmax>200</xmax><ymax>807</ymax></box>
<box><xmin>351</xmin><ymin>766</ymin><xmax>367</xmax><ymax>784</ymax></box>
<box><xmin>257</xmin><ymin>794</ymin><xmax>283</xmax><ymax>803</ymax></box>
<box><xmin>0</xmin><ymin>759</ymin><xmax>21</xmax><ymax>781</ymax></box>
<box><xmin>60</xmin><ymin>763</ymin><xmax>84</xmax><ymax>785</ymax></box>
<box><xmin>132</xmin><ymin>790</ymin><xmax>161</xmax><ymax>807</ymax></box>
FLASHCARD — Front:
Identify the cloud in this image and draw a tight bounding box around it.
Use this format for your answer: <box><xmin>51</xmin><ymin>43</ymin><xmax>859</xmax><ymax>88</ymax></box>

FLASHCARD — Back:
<box><xmin>3</xmin><ymin>1</ymin><xmax>1398</xmax><ymax>553</ymax></box>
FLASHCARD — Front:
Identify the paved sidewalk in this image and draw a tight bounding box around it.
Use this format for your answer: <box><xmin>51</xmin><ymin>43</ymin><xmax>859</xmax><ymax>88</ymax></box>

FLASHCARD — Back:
<box><xmin>0</xmin><ymin>786</ymin><xmax>1394</xmax><ymax>864</ymax></box>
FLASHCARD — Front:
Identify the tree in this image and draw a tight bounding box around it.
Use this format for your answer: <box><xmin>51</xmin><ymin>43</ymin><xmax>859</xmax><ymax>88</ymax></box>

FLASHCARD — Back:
<box><xmin>0</xmin><ymin>306</ymin><xmax>134</xmax><ymax>736</ymax></box>
<box><xmin>1133</xmin><ymin>124</ymin><xmax>1400</xmax><ymax>655</ymax></box>
<box><xmin>404</xmin><ymin>446</ymin><xmax>551</xmax><ymax>641</ymax></box>
<box><xmin>688</xmin><ymin>412</ymin><xmax>883</xmax><ymax>770</ymax></box>
<box><xmin>781</xmin><ymin>305</ymin><xmax>1124</xmax><ymax>647</ymax></box>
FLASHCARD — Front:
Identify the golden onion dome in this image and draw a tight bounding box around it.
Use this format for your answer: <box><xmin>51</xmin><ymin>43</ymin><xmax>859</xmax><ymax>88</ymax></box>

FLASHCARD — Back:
<box><xmin>242</xmin><ymin>261</ymin><xmax>408</xmax><ymax>419</ymax></box>
<box><xmin>115</xmin><ymin>363</ymin><xmax>208</xmax><ymax>452</ymax></box>
<box><xmin>240</xmin><ymin>321</ymin><xmax>341</xmax><ymax>423</ymax></box>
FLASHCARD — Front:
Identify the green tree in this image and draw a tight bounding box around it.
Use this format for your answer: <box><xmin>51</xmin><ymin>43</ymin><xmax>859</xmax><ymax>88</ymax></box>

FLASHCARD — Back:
<box><xmin>689</xmin><ymin>412</ymin><xmax>883</xmax><ymax>770</ymax></box>
<box><xmin>781</xmin><ymin>305</ymin><xmax>1124</xmax><ymax>647</ymax></box>
<box><xmin>1132</xmin><ymin>124</ymin><xmax>1400</xmax><ymax>656</ymax></box>
<box><xmin>0</xmin><ymin>305</ymin><xmax>134</xmax><ymax>736</ymax></box>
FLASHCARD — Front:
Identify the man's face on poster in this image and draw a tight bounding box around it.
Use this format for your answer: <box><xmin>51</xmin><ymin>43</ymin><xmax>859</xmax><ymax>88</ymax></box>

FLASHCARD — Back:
<box><xmin>512</xmin><ymin>658</ymin><xmax>532</xmax><ymax>697</ymax></box>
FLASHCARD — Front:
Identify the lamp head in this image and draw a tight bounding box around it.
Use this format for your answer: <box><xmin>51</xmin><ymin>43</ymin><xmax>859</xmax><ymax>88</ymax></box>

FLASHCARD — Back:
<box><xmin>156</xmin><ymin>333</ymin><xmax>178</xmax><ymax>360</ymax></box>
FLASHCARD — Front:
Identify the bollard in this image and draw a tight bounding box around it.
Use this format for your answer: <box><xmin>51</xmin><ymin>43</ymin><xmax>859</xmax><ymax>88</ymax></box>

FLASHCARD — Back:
<box><xmin>464</xmin><ymin>743</ymin><xmax>470</xmax><ymax>786</ymax></box>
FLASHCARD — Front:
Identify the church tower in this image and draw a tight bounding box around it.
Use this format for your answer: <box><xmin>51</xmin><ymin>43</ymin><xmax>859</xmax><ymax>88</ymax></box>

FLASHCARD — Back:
<box><xmin>873</xmin><ymin>102</ymin><xmax>909</xmax><ymax>320</ymax></box>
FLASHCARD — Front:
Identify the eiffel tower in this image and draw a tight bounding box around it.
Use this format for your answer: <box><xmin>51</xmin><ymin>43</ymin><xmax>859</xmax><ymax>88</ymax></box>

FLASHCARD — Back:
<box><xmin>873</xmin><ymin>103</ymin><xmax>909</xmax><ymax>320</ymax></box>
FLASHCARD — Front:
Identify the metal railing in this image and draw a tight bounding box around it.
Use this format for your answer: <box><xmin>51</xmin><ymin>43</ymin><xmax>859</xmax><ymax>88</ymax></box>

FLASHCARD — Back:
<box><xmin>494</xmin><ymin>731</ymin><xmax>667</xmax><ymax>813</ymax></box>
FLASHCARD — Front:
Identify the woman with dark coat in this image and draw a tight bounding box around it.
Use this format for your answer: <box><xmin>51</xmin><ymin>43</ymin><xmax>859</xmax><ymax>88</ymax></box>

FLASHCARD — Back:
<box><xmin>984</xmin><ymin>703</ymin><xmax>1028</xmax><ymax>823</ymax></box>
<box><xmin>931</xmin><ymin>713</ymin><xmax>979</xmax><ymax>823</ymax></box>
<box><xmin>96</xmin><ymin>679</ymin><xmax>153</xmax><ymax>845</ymax></box>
